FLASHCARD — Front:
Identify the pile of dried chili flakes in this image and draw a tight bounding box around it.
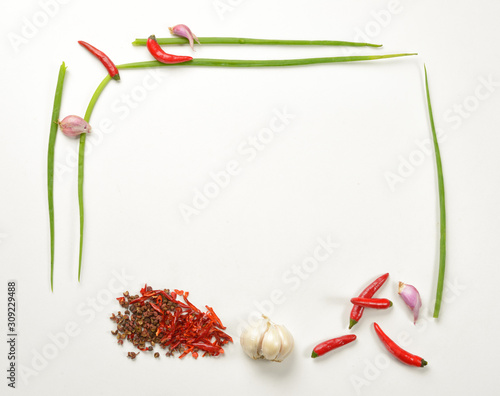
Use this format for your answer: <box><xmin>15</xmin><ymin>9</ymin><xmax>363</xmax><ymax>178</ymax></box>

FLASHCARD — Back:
<box><xmin>110</xmin><ymin>284</ymin><xmax>232</xmax><ymax>359</ymax></box>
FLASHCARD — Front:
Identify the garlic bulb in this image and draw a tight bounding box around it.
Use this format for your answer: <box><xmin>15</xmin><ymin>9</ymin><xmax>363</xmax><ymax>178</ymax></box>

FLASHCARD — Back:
<box><xmin>240</xmin><ymin>315</ymin><xmax>294</xmax><ymax>362</ymax></box>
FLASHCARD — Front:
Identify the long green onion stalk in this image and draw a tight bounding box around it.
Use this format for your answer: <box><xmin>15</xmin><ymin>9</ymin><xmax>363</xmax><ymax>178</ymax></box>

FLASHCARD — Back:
<box><xmin>117</xmin><ymin>53</ymin><xmax>416</xmax><ymax>70</ymax></box>
<box><xmin>48</xmin><ymin>61</ymin><xmax>67</xmax><ymax>291</ymax></box>
<box><xmin>132</xmin><ymin>37</ymin><xmax>382</xmax><ymax>48</ymax></box>
<box><xmin>78</xmin><ymin>75</ymin><xmax>112</xmax><ymax>281</ymax></box>
<box><xmin>425</xmin><ymin>66</ymin><xmax>447</xmax><ymax>318</ymax></box>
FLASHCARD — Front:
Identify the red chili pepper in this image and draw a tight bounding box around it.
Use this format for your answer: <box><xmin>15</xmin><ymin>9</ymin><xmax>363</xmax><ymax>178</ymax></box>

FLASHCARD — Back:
<box><xmin>350</xmin><ymin>297</ymin><xmax>393</xmax><ymax>309</ymax></box>
<box><xmin>311</xmin><ymin>335</ymin><xmax>357</xmax><ymax>358</ymax></box>
<box><xmin>148</xmin><ymin>301</ymin><xmax>164</xmax><ymax>315</ymax></box>
<box><xmin>190</xmin><ymin>342</ymin><xmax>224</xmax><ymax>354</ymax></box>
<box><xmin>349</xmin><ymin>273</ymin><xmax>389</xmax><ymax>329</ymax></box>
<box><xmin>146</xmin><ymin>35</ymin><xmax>193</xmax><ymax>64</ymax></box>
<box><xmin>205</xmin><ymin>305</ymin><xmax>226</xmax><ymax>329</ymax></box>
<box><xmin>373</xmin><ymin>323</ymin><xmax>427</xmax><ymax>367</ymax></box>
<box><xmin>78</xmin><ymin>41</ymin><xmax>120</xmax><ymax>80</ymax></box>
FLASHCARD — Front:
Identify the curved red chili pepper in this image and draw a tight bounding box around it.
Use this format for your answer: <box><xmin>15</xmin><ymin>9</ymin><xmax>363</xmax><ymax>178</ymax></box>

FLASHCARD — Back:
<box><xmin>146</xmin><ymin>35</ymin><xmax>193</xmax><ymax>64</ymax></box>
<box><xmin>350</xmin><ymin>297</ymin><xmax>393</xmax><ymax>309</ymax></box>
<box><xmin>311</xmin><ymin>334</ymin><xmax>356</xmax><ymax>358</ymax></box>
<box><xmin>148</xmin><ymin>301</ymin><xmax>164</xmax><ymax>315</ymax></box>
<box><xmin>78</xmin><ymin>41</ymin><xmax>120</xmax><ymax>80</ymax></box>
<box><xmin>373</xmin><ymin>322</ymin><xmax>427</xmax><ymax>367</ymax></box>
<box><xmin>349</xmin><ymin>273</ymin><xmax>389</xmax><ymax>329</ymax></box>
<box><xmin>205</xmin><ymin>305</ymin><xmax>225</xmax><ymax>329</ymax></box>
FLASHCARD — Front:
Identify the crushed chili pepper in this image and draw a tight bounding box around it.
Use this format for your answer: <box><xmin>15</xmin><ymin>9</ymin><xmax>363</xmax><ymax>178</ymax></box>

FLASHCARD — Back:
<box><xmin>78</xmin><ymin>41</ymin><xmax>120</xmax><ymax>80</ymax></box>
<box><xmin>373</xmin><ymin>322</ymin><xmax>427</xmax><ymax>367</ymax></box>
<box><xmin>349</xmin><ymin>273</ymin><xmax>389</xmax><ymax>329</ymax></box>
<box><xmin>110</xmin><ymin>285</ymin><xmax>232</xmax><ymax>359</ymax></box>
<box><xmin>146</xmin><ymin>35</ymin><xmax>193</xmax><ymax>64</ymax></box>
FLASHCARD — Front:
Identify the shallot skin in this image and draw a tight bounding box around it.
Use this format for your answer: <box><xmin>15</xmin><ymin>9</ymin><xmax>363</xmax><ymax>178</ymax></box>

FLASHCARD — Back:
<box><xmin>169</xmin><ymin>24</ymin><xmax>200</xmax><ymax>51</ymax></box>
<box><xmin>398</xmin><ymin>282</ymin><xmax>422</xmax><ymax>324</ymax></box>
<box><xmin>58</xmin><ymin>115</ymin><xmax>91</xmax><ymax>138</ymax></box>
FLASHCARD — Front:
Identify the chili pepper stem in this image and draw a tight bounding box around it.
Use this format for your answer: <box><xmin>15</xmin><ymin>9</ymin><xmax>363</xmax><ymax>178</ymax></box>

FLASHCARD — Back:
<box><xmin>47</xmin><ymin>61</ymin><xmax>67</xmax><ymax>291</ymax></box>
<box><xmin>425</xmin><ymin>65</ymin><xmax>447</xmax><ymax>318</ymax></box>
<box><xmin>349</xmin><ymin>319</ymin><xmax>357</xmax><ymax>329</ymax></box>
<box><xmin>132</xmin><ymin>37</ymin><xmax>383</xmax><ymax>48</ymax></box>
<box><xmin>311</xmin><ymin>351</ymin><xmax>319</xmax><ymax>358</ymax></box>
<box><xmin>78</xmin><ymin>74</ymin><xmax>112</xmax><ymax>282</ymax></box>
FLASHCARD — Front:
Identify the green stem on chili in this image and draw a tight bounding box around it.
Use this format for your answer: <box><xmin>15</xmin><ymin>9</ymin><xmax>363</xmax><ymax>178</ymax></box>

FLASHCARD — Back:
<box><xmin>48</xmin><ymin>61</ymin><xmax>67</xmax><ymax>291</ymax></box>
<box><xmin>131</xmin><ymin>37</ymin><xmax>383</xmax><ymax>48</ymax></box>
<box><xmin>425</xmin><ymin>65</ymin><xmax>447</xmax><ymax>318</ymax></box>
<box><xmin>117</xmin><ymin>53</ymin><xmax>416</xmax><ymax>70</ymax></box>
<box><xmin>78</xmin><ymin>74</ymin><xmax>112</xmax><ymax>282</ymax></box>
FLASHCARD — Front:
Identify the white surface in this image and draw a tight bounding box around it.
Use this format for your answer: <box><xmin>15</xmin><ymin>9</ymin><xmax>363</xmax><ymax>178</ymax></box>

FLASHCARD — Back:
<box><xmin>1</xmin><ymin>0</ymin><xmax>500</xmax><ymax>394</ymax></box>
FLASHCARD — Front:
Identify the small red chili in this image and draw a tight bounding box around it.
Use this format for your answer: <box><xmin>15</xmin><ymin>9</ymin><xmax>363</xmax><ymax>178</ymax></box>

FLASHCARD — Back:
<box><xmin>373</xmin><ymin>322</ymin><xmax>428</xmax><ymax>367</ymax></box>
<box><xmin>146</xmin><ymin>35</ymin><xmax>193</xmax><ymax>64</ymax></box>
<box><xmin>311</xmin><ymin>335</ymin><xmax>357</xmax><ymax>358</ymax></box>
<box><xmin>349</xmin><ymin>273</ymin><xmax>389</xmax><ymax>329</ymax></box>
<box><xmin>350</xmin><ymin>297</ymin><xmax>393</xmax><ymax>309</ymax></box>
<box><xmin>78</xmin><ymin>41</ymin><xmax>120</xmax><ymax>80</ymax></box>
<box><xmin>148</xmin><ymin>301</ymin><xmax>164</xmax><ymax>315</ymax></box>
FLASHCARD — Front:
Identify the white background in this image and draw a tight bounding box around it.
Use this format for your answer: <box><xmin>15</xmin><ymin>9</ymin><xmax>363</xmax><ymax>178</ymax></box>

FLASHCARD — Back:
<box><xmin>1</xmin><ymin>0</ymin><xmax>499</xmax><ymax>395</ymax></box>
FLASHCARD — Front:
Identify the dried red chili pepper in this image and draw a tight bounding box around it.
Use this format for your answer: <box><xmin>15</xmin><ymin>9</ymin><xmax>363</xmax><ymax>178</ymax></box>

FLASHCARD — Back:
<box><xmin>373</xmin><ymin>322</ymin><xmax>427</xmax><ymax>367</ymax></box>
<box><xmin>350</xmin><ymin>297</ymin><xmax>393</xmax><ymax>309</ymax></box>
<box><xmin>349</xmin><ymin>273</ymin><xmax>389</xmax><ymax>329</ymax></box>
<box><xmin>110</xmin><ymin>285</ymin><xmax>232</xmax><ymax>359</ymax></box>
<box><xmin>146</xmin><ymin>35</ymin><xmax>193</xmax><ymax>64</ymax></box>
<box><xmin>311</xmin><ymin>334</ymin><xmax>357</xmax><ymax>358</ymax></box>
<box><xmin>78</xmin><ymin>41</ymin><xmax>120</xmax><ymax>80</ymax></box>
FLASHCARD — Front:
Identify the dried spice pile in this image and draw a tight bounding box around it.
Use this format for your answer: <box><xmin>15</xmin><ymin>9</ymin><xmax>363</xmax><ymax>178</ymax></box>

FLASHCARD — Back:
<box><xmin>110</xmin><ymin>285</ymin><xmax>232</xmax><ymax>359</ymax></box>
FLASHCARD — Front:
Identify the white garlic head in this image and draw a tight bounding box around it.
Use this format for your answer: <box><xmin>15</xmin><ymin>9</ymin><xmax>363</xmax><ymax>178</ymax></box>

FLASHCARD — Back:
<box><xmin>240</xmin><ymin>315</ymin><xmax>294</xmax><ymax>362</ymax></box>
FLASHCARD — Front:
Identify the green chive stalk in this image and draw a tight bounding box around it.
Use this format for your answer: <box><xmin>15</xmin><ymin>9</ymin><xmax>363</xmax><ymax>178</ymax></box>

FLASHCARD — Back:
<box><xmin>78</xmin><ymin>75</ymin><xmax>112</xmax><ymax>281</ymax></box>
<box><xmin>425</xmin><ymin>66</ymin><xmax>447</xmax><ymax>318</ymax></box>
<box><xmin>132</xmin><ymin>37</ymin><xmax>382</xmax><ymax>48</ymax></box>
<box><xmin>117</xmin><ymin>53</ymin><xmax>416</xmax><ymax>70</ymax></box>
<box><xmin>48</xmin><ymin>61</ymin><xmax>67</xmax><ymax>291</ymax></box>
